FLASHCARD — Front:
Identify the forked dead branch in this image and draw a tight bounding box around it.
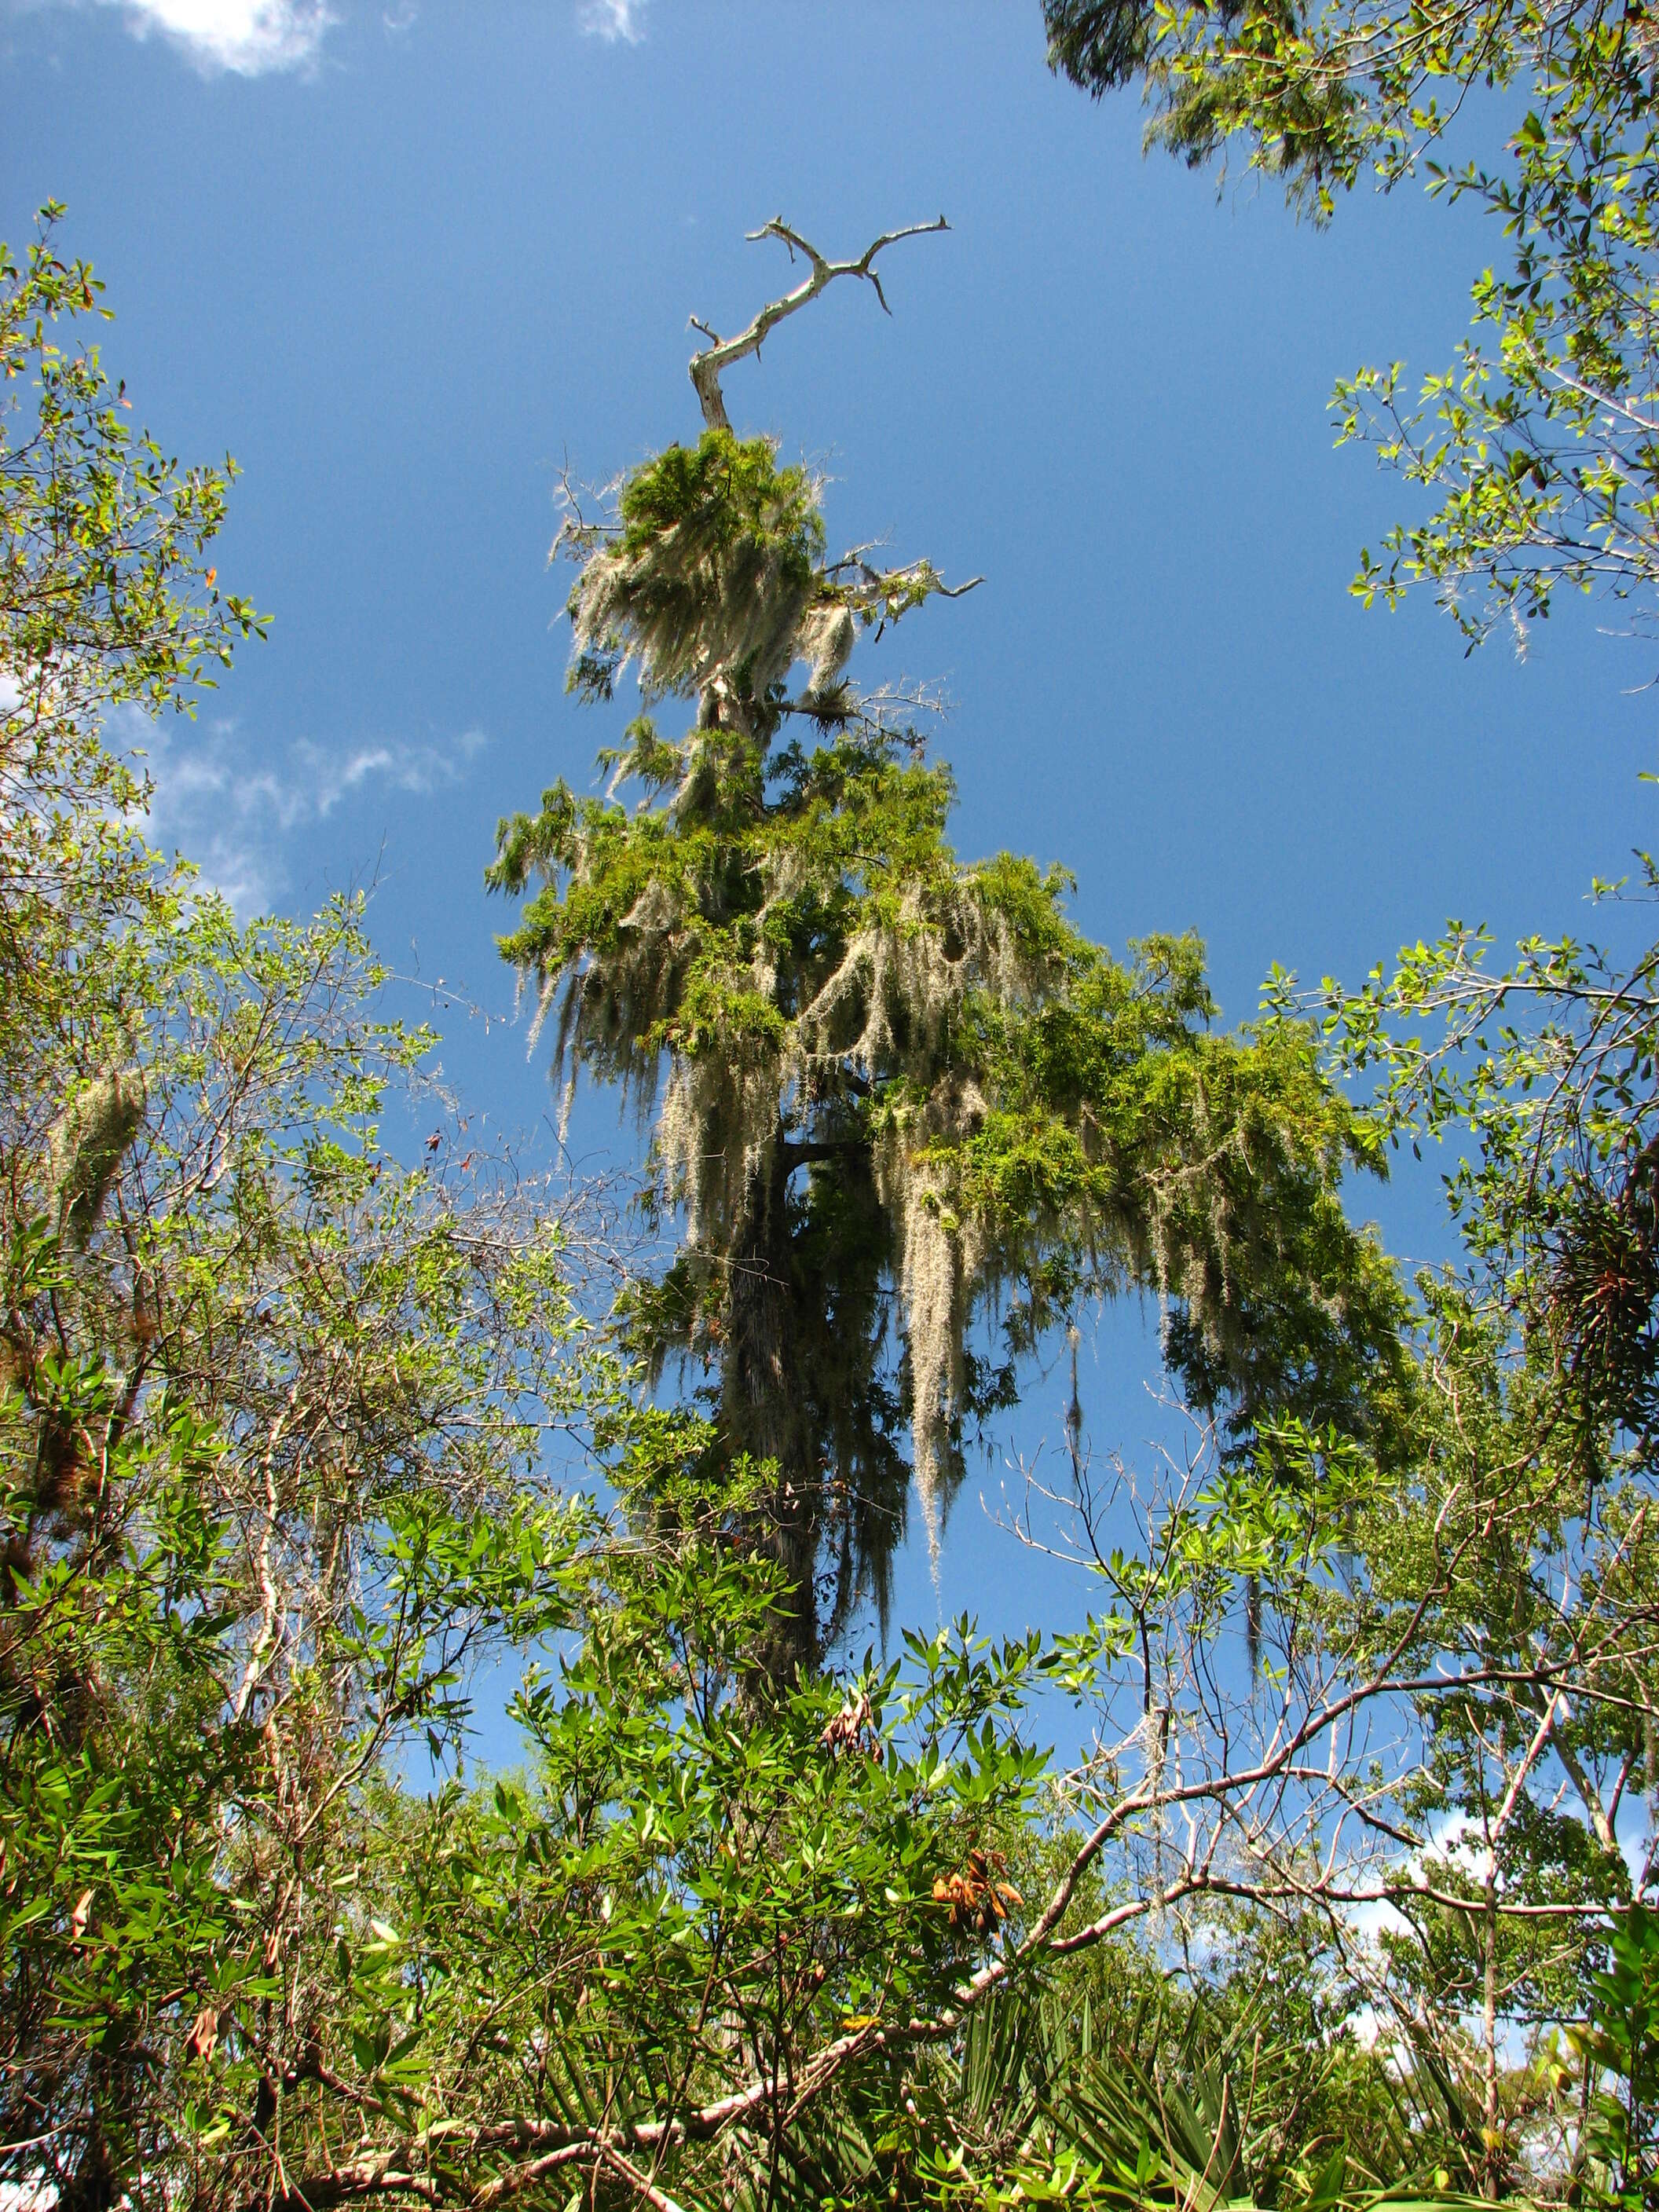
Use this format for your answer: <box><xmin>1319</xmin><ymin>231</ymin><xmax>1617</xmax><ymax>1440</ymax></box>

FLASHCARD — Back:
<box><xmin>687</xmin><ymin>214</ymin><xmax>952</xmax><ymax>430</ymax></box>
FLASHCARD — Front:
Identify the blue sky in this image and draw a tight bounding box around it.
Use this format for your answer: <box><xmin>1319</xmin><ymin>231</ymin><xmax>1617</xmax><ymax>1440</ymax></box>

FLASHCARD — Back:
<box><xmin>6</xmin><ymin>0</ymin><xmax>1655</xmax><ymax>1675</ymax></box>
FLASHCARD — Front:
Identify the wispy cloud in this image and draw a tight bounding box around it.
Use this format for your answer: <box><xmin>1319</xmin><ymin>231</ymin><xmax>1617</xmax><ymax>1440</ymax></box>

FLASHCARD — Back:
<box><xmin>89</xmin><ymin>0</ymin><xmax>335</xmax><ymax>74</ymax></box>
<box><xmin>128</xmin><ymin>712</ymin><xmax>488</xmax><ymax>916</ymax></box>
<box><xmin>578</xmin><ymin>0</ymin><xmax>645</xmax><ymax>43</ymax></box>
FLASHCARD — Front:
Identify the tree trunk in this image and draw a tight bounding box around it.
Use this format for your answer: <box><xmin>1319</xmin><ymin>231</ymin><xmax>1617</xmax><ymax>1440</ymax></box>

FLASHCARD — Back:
<box><xmin>723</xmin><ymin>1130</ymin><xmax>819</xmax><ymax>1686</ymax></box>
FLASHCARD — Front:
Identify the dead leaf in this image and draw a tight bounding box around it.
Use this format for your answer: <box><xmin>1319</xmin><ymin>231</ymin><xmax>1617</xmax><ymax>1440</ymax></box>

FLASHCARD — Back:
<box><xmin>186</xmin><ymin>2005</ymin><xmax>219</xmax><ymax>2062</ymax></box>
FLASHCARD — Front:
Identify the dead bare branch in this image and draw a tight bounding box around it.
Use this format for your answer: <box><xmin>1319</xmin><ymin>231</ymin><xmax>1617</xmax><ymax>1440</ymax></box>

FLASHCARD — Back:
<box><xmin>687</xmin><ymin>215</ymin><xmax>950</xmax><ymax>430</ymax></box>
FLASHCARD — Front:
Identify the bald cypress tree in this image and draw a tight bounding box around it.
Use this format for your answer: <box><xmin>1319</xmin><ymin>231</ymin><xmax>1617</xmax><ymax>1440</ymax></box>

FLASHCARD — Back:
<box><xmin>490</xmin><ymin>219</ymin><xmax>1404</xmax><ymax>1679</ymax></box>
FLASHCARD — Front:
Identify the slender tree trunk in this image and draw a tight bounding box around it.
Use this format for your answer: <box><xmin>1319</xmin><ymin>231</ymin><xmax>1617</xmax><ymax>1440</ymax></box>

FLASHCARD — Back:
<box><xmin>723</xmin><ymin>1130</ymin><xmax>818</xmax><ymax>1686</ymax></box>
<box><xmin>1482</xmin><ymin>1863</ymin><xmax>1502</xmax><ymax>2199</ymax></box>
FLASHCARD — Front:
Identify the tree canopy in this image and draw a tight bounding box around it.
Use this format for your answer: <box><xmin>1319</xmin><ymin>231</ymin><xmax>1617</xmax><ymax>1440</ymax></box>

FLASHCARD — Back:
<box><xmin>489</xmin><ymin>225</ymin><xmax>1407</xmax><ymax>1677</ymax></box>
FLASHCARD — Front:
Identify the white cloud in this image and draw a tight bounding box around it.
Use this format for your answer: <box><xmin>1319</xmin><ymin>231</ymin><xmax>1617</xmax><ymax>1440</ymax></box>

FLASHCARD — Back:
<box><xmin>90</xmin><ymin>0</ymin><xmax>335</xmax><ymax>75</ymax></box>
<box><xmin>295</xmin><ymin>726</ymin><xmax>487</xmax><ymax>816</ymax></box>
<box><xmin>578</xmin><ymin>0</ymin><xmax>644</xmax><ymax>43</ymax></box>
<box><xmin>126</xmin><ymin>711</ymin><xmax>487</xmax><ymax>917</ymax></box>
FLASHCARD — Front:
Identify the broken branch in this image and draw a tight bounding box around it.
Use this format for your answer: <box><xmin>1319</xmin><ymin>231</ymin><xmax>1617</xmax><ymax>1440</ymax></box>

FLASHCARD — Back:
<box><xmin>688</xmin><ymin>215</ymin><xmax>950</xmax><ymax>430</ymax></box>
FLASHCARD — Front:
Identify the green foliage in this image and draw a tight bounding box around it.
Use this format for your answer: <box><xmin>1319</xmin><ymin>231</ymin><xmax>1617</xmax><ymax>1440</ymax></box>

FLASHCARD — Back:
<box><xmin>1574</xmin><ymin>1900</ymin><xmax>1659</xmax><ymax>2203</ymax></box>
<box><xmin>565</xmin><ymin>430</ymin><xmax>825</xmax><ymax>710</ymax></box>
<box><xmin>0</xmin><ymin>880</ymin><xmax>621</xmax><ymax>2202</ymax></box>
<box><xmin>494</xmin><ymin>383</ymin><xmax>1406</xmax><ymax>1675</ymax></box>
<box><xmin>1335</xmin><ymin>43</ymin><xmax>1659</xmax><ymax>646</ymax></box>
<box><xmin>1049</xmin><ymin>0</ymin><xmax>1659</xmax><ymax>647</ymax></box>
<box><xmin>1</xmin><ymin>203</ymin><xmax>263</xmax><ymax>717</ymax></box>
<box><xmin>879</xmin><ymin>1909</ymin><xmax>1417</xmax><ymax>2211</ymax></box>
<box><xmin>1046</xmin><ymin>0</ymin><xmax>1581</xmax><ymax>207</ymax></box>
<box><xmin>1045</xmin><ymin>14</ymin><xmax>1659</xmax><ymax>2173</ymax></box>
<box><xmin>0</xmin><ymin>213</ymin><xmax>623</xmax><ymax>2208</ymax></box>
<box><xmin>1307</xmin><ymin>879</ymin><xmax>1659</xmax><ymax>1458</ymax></box>
<box><xmin>1251</xmin><ymin>884</ymin><xmax>1659</xmax><ymax>2194</ymax></box>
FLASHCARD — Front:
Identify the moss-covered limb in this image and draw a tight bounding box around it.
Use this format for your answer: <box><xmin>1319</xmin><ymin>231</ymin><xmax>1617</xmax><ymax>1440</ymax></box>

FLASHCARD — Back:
<box><xmin>46</xmin><ymin>1067</ymin><xmax>146</xmax><ymax>1251</ymax></box>
<box><xmin>563</xmin><ymin>432</ymin><xmax>822</xmax><ymax>716</ymax></box>
<box><xmin>496</xmin><ymin>720</ymin><xmax>1403</xmax><ymax>1662</ymax></box>
<box><xmin>546</xmin><ymin>431</ymin><xmax>977</xmax><ymax>746</ymax></box>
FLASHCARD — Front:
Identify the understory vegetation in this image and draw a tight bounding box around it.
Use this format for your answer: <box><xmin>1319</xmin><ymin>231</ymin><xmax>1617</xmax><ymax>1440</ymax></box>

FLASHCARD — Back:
<box><xmin>9</xmin><ymin>0</ymin><xmax>1659</xmax><ymax>2195</ymax></box>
